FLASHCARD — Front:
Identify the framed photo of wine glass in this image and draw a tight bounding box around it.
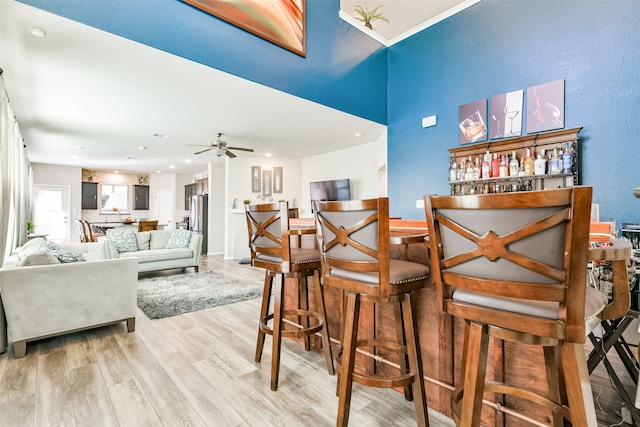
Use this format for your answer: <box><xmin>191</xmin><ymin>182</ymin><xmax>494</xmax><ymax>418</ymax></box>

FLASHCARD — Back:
<box><xmin>490</xmin><ymin>89</ymin><xmax>523</xmax><ymax>139</ymax></box>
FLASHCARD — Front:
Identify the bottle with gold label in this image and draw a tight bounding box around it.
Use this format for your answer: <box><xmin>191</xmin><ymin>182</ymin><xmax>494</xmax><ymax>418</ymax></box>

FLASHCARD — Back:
<box><xmin>524</xmin><ymin>149</ymin><xmax>535</xmax><ymax>175</ymax></box>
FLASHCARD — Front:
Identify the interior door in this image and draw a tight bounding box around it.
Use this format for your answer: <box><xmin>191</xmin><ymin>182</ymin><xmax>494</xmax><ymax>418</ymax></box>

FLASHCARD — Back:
<box><xmin>153</xmin><ymin>189</ymin><xmax>174</xmax><ymax>230</ymax></box>
<box><xmin>33</xmin><ymin>184</ymin><xmax>70</xmax><ymax>243</ymax></box>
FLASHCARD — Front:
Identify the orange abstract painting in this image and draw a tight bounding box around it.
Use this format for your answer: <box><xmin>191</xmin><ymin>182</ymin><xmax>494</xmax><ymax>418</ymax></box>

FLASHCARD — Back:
<box><xmin>183</xmin><ymin>0</ymin><xmax>306</xmax><ymax>57</ymax></box>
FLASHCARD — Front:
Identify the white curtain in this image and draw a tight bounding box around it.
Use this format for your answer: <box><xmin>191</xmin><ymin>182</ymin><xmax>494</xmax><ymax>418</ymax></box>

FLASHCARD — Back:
<box><xmin>0</xmin><ymin>74</ymin><xmax>32</xmax><ymax>264</ymax></box>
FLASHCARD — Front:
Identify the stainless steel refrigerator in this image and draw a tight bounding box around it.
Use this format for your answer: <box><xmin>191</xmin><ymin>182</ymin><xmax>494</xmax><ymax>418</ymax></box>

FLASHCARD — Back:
<box><xmin>189</xmin><ymin>194</ymin><xmax>208</xmax><ymax>254</ymax></box>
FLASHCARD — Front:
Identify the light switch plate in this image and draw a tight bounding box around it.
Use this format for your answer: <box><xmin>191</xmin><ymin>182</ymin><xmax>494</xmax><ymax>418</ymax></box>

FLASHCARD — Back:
<box><xmin>422</xmin><ymin>115</ymin><xmax>437</xmax><ymax>128</ymax></box>
<box><xmin>416</xmin><ymin>199</ymin><xmax>425</xmax><ymax>208</ymax></box>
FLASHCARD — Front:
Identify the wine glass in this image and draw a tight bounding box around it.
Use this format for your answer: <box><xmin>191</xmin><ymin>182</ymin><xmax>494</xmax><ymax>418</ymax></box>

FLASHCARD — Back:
<box><xmin>505</xmin><ymin>109</ymin><xmax>520</xmax><ymax>137</ymax></box>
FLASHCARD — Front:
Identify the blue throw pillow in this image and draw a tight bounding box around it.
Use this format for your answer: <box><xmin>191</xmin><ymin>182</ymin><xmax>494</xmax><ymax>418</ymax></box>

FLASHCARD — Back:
<box><xmin>50</xmin><ymin>249</ymin><xmax>86</xmax><ymax>263</ymax></box>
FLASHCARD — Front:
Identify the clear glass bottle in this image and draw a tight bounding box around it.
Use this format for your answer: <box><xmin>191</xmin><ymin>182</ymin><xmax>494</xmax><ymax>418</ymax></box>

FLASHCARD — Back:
<box><xmin>448</xmin><ymin>158</ymin><xmax>457</xmax><ymax>183</ymax></box>
<box><xmin>509</xmin><ymin>150</ymin><xmax>519</xmax><ymax>176</ymax></box>
<box><xmin>518</xmin><ymin>157</ymin><xmax>526</xmax><ymax>176</ymax></box>
<box><xmin>562</xmin><ymin>142</ymin><xmax>573</xmax><ymax>174</ymax></box>
<box><xmin>549</xmin><ymin>147</ymin><xmax>561</xmax><ymax>174</ymax></box>
<box><xmin>474</xmin><ymin>157</ymin><xmax>482</xmax><ymax>179</ymax></box>
<box><xmin>465</xmin><ymin>155</ymin><xmax>474</xmax><ymax>181</ymax></box>
<box><xmin>457</xmin><ymin>160</ymin><xmax>465</xmax><ymax>182</ymax></box>
<box><xmin>499</xmin><ymin>155</ymin><xmax>508</xmax><ymax>177</ymax></box>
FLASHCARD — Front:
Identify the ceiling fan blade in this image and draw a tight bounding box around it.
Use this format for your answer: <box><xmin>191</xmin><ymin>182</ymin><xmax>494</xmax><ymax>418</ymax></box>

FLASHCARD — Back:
<box><xmin>224</xmin><ymin>149</ymin><xmax>236</xmax><ymax>158</ymax></box>
<box><xmin>194</xmin><ymin>148</ymin><xmax>213</xmax><ymax>155</ymax></box>
<box><xmin>227</xmin><ymin>146</ymin><xmax>254</xmax><ymax>152</ymax></box>
<box><xmin>186</xmin><ymin>144</ymin><xmax>214</xmax><ymax>147</ymax></box>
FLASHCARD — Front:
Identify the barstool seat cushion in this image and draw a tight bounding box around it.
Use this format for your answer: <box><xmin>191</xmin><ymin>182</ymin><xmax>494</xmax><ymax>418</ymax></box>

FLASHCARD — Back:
<box><xmin>256</xmin><ymin>247</ymin><xmax>320</xmax><ymax>265</ymax></box>
<box><xmin>453</xmin><ymin>286</ymin><xmax>608</xmax><ymax>323</ymax></box>
<box><xmin>331</xmin><ymin>259</ymin><xmax>429</xmax><ymax>285</ymax></box>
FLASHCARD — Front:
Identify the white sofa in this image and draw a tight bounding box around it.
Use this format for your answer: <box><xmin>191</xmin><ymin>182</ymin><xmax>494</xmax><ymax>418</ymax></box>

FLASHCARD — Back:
<box><xmin>100</xmin><ymin>229</ymin><xmax>203</xmax><ymax>273</ymax></box>
<box><xmin>0</xmin><ymin>239</ymin><xmax>137</xmax><ymax>358</ymax></box>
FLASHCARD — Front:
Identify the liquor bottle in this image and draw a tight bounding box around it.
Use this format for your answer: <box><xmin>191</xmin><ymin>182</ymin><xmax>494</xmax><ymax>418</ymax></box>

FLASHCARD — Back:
<box><xmin>491</xmin><ymin>153</ymin><xmax>500</xmax><ymax>178</ymax></box>
<box><xmin>474</xmin><ymin>157</ymin><xmax>482</xmax><ymax>179</ymax></box>
<box><xmin>524</xmin><ymin>149</ymin><xmax>535</xmax><ymax>175</ymax></box>
<box><xmin>518</xmin><ymin>157</ymin><xmax>525</xmax><ymax>176</ymax></box>
<box><xmin>499</xmin><ymin>155</ymin><xmax>508</xmax><ymax>177</ymax></box>
<box><xmin>465</xmin><ymin>155</ymin><xmax>474</xmax><ymax>181</ymax></box>
<box><xmin>482</xmin><ymin>151</ymin><xmax>491</xmax><ymax>178</ymax></box>
<box><xmin>448</xmin><ymin>158</ymin><xmax>457</xmax><ymax>182</ymax></box>
<box><xmin>534</xmin><ymin>152</ymin><xmax>546</xmax><ymax>175</ymax></box>
<box><xmin>540</xmin><ymin>149</ymin><xmax>548</xmax><ymax>174</ymax></box>
<box><xmin>457</xmin><ymin>160</ymin><xmax>465</xmax><ymax>182</ymax></box>
<box><xmin>562</xmin><ymin>142</ymin><xmax>573</xmax><ymax>174</ymax></box>
<box><xmin>509</xmin><ymin>150</ymin><xmax>519</xmax><ymax>176</ymax></box>
<box><xmin>549</xmin><ymin>147</ymin><xmax>561</xmax><ymax>174</ymax></box>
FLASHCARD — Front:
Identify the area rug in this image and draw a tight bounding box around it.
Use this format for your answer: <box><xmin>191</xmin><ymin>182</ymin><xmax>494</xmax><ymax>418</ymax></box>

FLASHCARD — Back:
<box><xmin>137</xmin><ymin>271</ymin><xmax>263</xmax><ymax>319</ymax></box>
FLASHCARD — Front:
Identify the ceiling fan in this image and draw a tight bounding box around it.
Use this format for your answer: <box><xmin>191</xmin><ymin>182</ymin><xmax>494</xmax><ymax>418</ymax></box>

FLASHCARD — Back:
<box><xmin>189</xmin><ymin>133</ymin><xmax>254</xmax><ymax>158</ymax></box>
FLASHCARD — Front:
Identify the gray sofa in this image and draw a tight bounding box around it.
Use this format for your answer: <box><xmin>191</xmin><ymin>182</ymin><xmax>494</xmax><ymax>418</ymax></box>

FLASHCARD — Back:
<box><xmin>100</xmin><ymin>229</ymin><xmax>203</xmax><ymax>273</ymax></box>
<box><xmin>0</xmin><ymin>239</ymin><xmax>137</xmax><ymax>357</ymax></box>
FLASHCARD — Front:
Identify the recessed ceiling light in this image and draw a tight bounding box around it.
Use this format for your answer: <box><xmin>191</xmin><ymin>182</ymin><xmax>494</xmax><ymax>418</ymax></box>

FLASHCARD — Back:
<box><xmin>156</xmin><ymin>170</ymin><xmax>161</xmax><ymax>174</ymax></box>
<box><xmin>30</xmin><ymin>27</ymin><xmax>46</xmax><ymax>38</ymax></box>
<box><xmin>138</xmin><ymin>146</ymin><xmax>147</xmax><ymax>151</ymax></box>
<box><xmin>169</xmin><ymin>165</ymin><xmax>175</xmax><ymax>169</ymax></box>
<box><xmin>74</xmin><ymin>145</ymin><xmax>86</xmax><ymax>150</ymax></box>
<box><xmin>114</xmin><ymin>171</ymin><xmax>120</xmax><ymax>174</ymax></box>
<box><xmin>152</xmin><ymin>133</ymin><xmax>169</xmax><ymax>139</ymax></box>
<box><xmin>185</xmin><ymin>159</ymin><xmax>191</xmax><ymax>163</ymax></box>
<box><xmin>265</xmin><ymin>153</ymin><xmax>273</xmax><ymax>158</ymax></box>
<box><xmin>354</xmin><ymin>132</ymin><xmax>363</xmax><ymax>137</ymax></box>
<box><xmin>71</xmin><ymin>155</ymin><xmax>79</xmax><ymax>159</ymax></box>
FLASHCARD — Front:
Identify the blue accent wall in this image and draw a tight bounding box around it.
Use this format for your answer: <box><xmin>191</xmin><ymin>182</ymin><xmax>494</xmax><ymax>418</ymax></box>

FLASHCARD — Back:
<box><xmin>388</xmin><ymin>0</ymin><xmax>640</xmax><ymax>225</ymax></box>
<box><xmin>20</xmin><ymin>0</ymin><xmax>388</xmax><ymax>125</ymax></box>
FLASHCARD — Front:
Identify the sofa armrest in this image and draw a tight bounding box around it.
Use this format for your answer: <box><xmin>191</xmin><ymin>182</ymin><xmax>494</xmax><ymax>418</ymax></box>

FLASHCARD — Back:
<box><xmin>97</xmin><ymin>236</ymin><xmax>119</xmax><ymax>258</ymax></box>
<box><xmin>190</xmin><ymin>233</ymin><xmax>203</xmax><ymax>262</ymax></box>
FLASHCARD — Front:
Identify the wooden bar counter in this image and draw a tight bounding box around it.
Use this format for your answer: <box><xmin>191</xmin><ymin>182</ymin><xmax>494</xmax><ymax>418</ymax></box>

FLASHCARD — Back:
<box><xmin>285</xmin><ymin>218</ymin><xmax>560</xmax><ymax>426</ymax></box>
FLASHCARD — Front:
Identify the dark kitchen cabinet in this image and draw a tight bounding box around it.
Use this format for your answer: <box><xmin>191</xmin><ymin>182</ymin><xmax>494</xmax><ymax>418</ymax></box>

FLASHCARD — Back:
<box><xmin>82</xmin><ymin>182</ymin><xmax>98</xmax><ymax>209</ymax></box>
<box><xmin>185</xmin><ymin>183</ymin><xmax>196</xmax><ymax>210</ymax></box>
<box><xmin>134</xmin><ymin>185</ymin><xmax>149</xmax><ymax>210</ymax></box>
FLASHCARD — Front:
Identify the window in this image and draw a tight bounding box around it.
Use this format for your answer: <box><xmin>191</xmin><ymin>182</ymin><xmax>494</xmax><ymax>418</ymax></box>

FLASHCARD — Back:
<box><xmin>101</xmin><ymin>184</ymin><xmax>129</xmax><ymax>212</ymax></box>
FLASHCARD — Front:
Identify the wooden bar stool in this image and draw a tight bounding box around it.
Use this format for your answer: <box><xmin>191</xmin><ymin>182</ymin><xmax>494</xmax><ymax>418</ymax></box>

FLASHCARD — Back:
<box><xmin>245</xmin><ymin>202</ymin><xmax>334</xmax><ymax>391</ymax></box>
<box><xmin>425</xmin><ymin>187</ymin><xmax>602</xmax><ymax>426</ymax></box>
<box><xmin>314</xmin><ymin>198</ymin><xmax>431</xmax><ymax>427</ymax></box>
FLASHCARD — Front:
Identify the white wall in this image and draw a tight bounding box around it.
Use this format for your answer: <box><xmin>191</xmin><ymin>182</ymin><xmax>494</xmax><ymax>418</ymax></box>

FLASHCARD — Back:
<box><xmin>301</xmin><ymin>132</ymin><xmax>387</xmax><ymax>217</ymax></box>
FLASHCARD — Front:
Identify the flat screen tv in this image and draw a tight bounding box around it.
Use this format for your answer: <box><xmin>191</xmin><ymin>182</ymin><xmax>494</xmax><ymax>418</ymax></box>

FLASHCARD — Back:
<box><xmin>310</xmin><ymin>178</ymin><xmax>351</xmax><ymax>211</ymax></box>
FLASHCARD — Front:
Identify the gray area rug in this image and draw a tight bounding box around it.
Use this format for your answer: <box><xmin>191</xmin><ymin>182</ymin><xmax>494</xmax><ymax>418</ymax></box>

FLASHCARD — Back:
<box><xmin>137</xmin><ymin>271</ymin><xmax>262</xmax><ymax>319</ymax></box>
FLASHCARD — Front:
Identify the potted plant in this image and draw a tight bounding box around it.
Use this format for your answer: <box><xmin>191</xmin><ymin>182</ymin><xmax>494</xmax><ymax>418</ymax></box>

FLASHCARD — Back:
<box><xmin>26</xmin><ymin>221</ymin><xmax>34</xmax><ymax>234</ymax></box>
<box><xmin>354</xmin><ymin>4</ymin><xmax>389</xmax><ymax>30</ymax></box>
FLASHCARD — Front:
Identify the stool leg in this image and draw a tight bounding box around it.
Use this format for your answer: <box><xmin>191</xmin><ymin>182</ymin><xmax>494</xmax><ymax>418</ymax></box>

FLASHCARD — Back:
<box><xmin>561</xmin><ymin>342</ymin><xmax>597</xmax><ymax>427</ymax></box>
<box><xmin>255</xmin><ymin>271</ymin><xmax>274</xmax><ymax>363</ymax></box>
<box><xmin>394</xmin><ymin>300</ymin><xmax>413</xmax><ymax>401</ymax></box>
<box><xmin>336</xmin><ymin>289</ymin><xmax>346</xmax><ymax>397</ymax></box>
<box><xmin>299</xmin><ymin>276</ymin><xmax>311</xmax><ymax>351</ymax></box>
<box><xmin>459</xmin><ymin>321</ymin><xmax>489</xmax><ymax>427</ymax></box>
<box><xmin>544</xmin><ymin>345</ymin><xmax>567</xmax><ymax>427</ymax></box>
<box><xmin>271</xmin><ymin>273</ymin><xmax>285</xmax><ymax>391</ymax></box>
<box><xmin>402</xmin><ymin>294</ymin><xmax>429</xmax><ymax>427</ymax></box>
<box><xmin>337</xmin><ymin>291</ymin><xmax>360</xmax><ymax>427</ymax></box>
<box><xmin>314</xmin><ymin>270</ymin><xmax>334</xmax><ymax>375</ymax></box>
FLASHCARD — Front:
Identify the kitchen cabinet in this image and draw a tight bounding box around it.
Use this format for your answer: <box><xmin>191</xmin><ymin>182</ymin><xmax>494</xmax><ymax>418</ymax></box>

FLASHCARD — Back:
<box><xmin>196</xmin><ymin>178</ymin><xmax>208</xmax><ymax>195</ymax></box>
<box><xmin>185</xmin><ymin>183</ymin><xmax>196</xmax><ymax>210</ymax></box>
<box><xmin>133</xmin><ymin>185</ymin><xmax>149</xmax><ymax>210</ymax></box>
<box><xmin>448</xmin><ymin>127</ymin><xmax>581</xmax><ymax>196</ymax></box>
<box><xmin>81</xmin><ymin>182</ymin><xmax>98</xmax><ymax>209</ymax></box>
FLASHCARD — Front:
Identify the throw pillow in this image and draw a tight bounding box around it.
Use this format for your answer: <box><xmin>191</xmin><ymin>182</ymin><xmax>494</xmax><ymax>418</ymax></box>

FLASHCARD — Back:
<box><xmin>136</xmin><ymin>231</ymin><xmax>151</xmax><ymax>250</ymax></box>
<box><xmin>46</xmin><ymin>240</ymin><xmax>61</xmax><ymax>250</ymax></box>
<box><xmin>166</xmin><ymin>229</ymin><xmax>192</xmax><ymax>249</ymax></box>
<box><xmin>106</xmin><ymin>229</ymin><xmax>138</xmax><ymax>253</ymax></box>
<box><xmin>18</xmin><ymin>241</ymin><xmax>49</xmax><ymax>261</ymax></box>
<box><xmin>18</xmin><ymin>251</ymin><xmax>61</xmax><ymax>266</ymax></box>
<box><xmin>50</xmin><ymin>249</ymin><xmax>86</xmax><ymax>263</ymax></box>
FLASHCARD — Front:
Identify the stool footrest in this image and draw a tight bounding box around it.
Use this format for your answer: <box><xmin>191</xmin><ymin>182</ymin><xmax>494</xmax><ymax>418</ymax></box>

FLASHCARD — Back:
<box><xmin>259</xmin><ymin>310</ymin><xmax>324</xmax><ymax>339</ymax></box>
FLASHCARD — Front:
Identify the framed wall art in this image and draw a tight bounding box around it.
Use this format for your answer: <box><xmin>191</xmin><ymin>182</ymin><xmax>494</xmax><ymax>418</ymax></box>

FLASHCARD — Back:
<box><xmin>273</xmin><ymin>167</ymin><xmax>283</xmax><ymax>193</ymax></box>
<box><xmin>490</xmin><ymin>90</ymin><xmax>523</xmax><ymax>139</ymax></box>
<box><xmin>262</xmin><ymin>170</ymin><xmax>272</xmax><ymax>197</ymax></box>
<box><xmin>526</xmin><ymin>79</ymin><xmax>565</xmax><ymax>134</ymax></box>
<box><xmin>182</xmin><ymin>0</ymin><xmax>306</xmax><ymax>57</ymax></box>
<box><xmin>251</xmin><ymin>166</ymin><xmax>261</xmax><ymax>193</ymax></box>
<box><xmin>459</xmin><ymin>99</ymin><xmax>488</xmax><ymax>144</ymax></box>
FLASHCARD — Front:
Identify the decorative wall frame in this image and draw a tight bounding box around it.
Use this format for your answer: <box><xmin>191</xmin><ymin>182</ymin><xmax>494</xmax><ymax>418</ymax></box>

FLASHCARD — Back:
<box><xmin>526</xmin><ymin>79</ymin><xmax>565</xmax><ymax>134</ymax></box>
<box><xmin>458</xmin><ymin>99</ymin><xmax>488</xmax><ymax>144</ymax></box>
<box><xmin>262</xmin><ymin>170</ymin><xmax>272</xmax><ymax>197</ymax></box>
<box><xmin>182</xmin><ymin>0</ymin><xmax>306</xmax><ymax>57</ymax></box>
<box><xmin>273</xmin><ymin>167</ymin><xmax>283</xmax><ymax>193</ymax></box>
<box><xmin>251</xmin><ymin>166</ymin><xmax>261</xmax><ymax>193</ymax></box>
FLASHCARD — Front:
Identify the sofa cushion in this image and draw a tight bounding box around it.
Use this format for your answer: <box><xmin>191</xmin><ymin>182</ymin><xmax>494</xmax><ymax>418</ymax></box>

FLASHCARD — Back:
<box><xmin>17</xmin><ymin>250</ymin><xmax>61</xmax><ymax>266</ymax></box>
<box><xmin>106</xmin><ymin>229</ymin><xmax>138</xmax><ymax>253</ymax></box>
<box><xmin>119</xmin><ymin>248</ymin><xmax>193</xmax><ymax>263</ymax></box>
<box><xmin>149</xmin><ymin>230</ymin><xmax>171</xmax><ymax>250</ymax></box>
<box><xmin>166</xmin><ymin>230</ymin><xmax>192</xmax><ymax>249</ymax></box>
<box><xmin>49</xmin><ymin>249</ymin><xmax>86</xmax><ymax>263</ymax></box>
<box><xmin>136</xmin><ymin>232</ymin><xmax>151</xmax><ymax>250</ymax></box>
<box><xmin>18</xmin><ymin>240</ymin><xmax>49</xmax><ymax>261</ymax></box>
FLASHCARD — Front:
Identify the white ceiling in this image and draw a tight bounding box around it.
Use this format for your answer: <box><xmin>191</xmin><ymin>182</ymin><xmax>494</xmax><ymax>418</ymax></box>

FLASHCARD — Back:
<box><xmin>0</xmin><ymin>0</ymin><xmax>472</xmax><ymax>176</ymax></box>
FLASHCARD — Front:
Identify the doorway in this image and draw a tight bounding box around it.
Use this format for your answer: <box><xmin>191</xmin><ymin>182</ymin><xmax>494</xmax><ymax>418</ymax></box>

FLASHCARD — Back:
<box><xmin>33</xmin><ymin>184</ymin><xmax>70</xmax><ymax>243</ymax></box>
<box><xmin>153</xmin><ymin>189</ymin><xmax>175</xmax><ymax>230</ymax></box>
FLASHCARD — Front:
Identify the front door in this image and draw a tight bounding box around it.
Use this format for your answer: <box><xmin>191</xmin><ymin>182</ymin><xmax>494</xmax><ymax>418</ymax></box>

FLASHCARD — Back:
<box><xmin>153</xmin><ymin>189</ymin><xmax>174</xmax><ymax>230</ymax></box>
<box><xmin>33</xmin><ymin>184</ymin><xmax>70</xmax><ymax>243</ymax></box>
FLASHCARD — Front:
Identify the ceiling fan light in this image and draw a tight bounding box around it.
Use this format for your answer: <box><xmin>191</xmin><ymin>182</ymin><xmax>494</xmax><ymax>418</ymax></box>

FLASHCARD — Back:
<box><xmin>212</xmin><ymin>147</ymin><xmax>226</xmax><ymax>156</ymax></box>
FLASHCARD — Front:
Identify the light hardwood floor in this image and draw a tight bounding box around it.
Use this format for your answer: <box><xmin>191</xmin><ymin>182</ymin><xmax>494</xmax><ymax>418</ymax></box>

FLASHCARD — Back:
<box><xmin>0</xmin><ymin>254</ymin><xmax>635</xmax><ymax>426</ymax></box>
